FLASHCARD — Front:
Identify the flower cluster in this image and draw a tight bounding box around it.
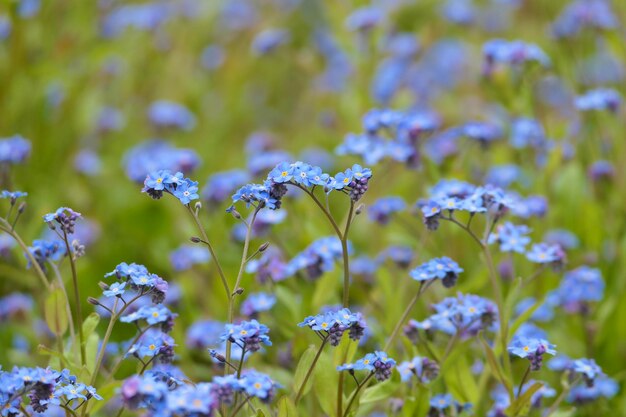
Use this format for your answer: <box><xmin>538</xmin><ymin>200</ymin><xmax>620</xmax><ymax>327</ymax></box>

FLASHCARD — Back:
<box><xmin>266</xmin><ymin>161</ymin><xmax>372</xmax><ymax>201</ymax></box>
<box><xmin>0</xmin><ymin>135</ymin><xmax>31</xmax><ymax>164</ymax></box>
<box><xmin>368</xmin><ymin>196</ymin><xmax>406</xmax><ymax>224</ymax></box>
<box><xmin>142</xmin><ymin>170</ymin><xmax>199</xmax><ymax>205</ymax></box>
<box><xmin>397</xmin><ymin>356</ymin><xmax>440</xmax><ymax>384</ymax></box>
<box><xmin>552</xmin><ymin>0</ymin><xmax>618</xmax><ymax>38</ymax></box>
<box><xmin>43</xmin><ymin>207</ymin><xmax>82</xmax><ymax>235</ymax></box>
<box><xmin>337</xmin><ymin>351</ymin><xmax>396</xmax><ymax>382</ymax></box>
<box><xmin>419</xmin><ymin>180</ymin><xmax>534</xmax><ymax>231</ymax></box>
<box><xmin>126</xmin><ymin>329</ymin><xmax>176</xmax><ymax>363</ymax></box>
<box><xmin>549</xmin><ymin>266</ymin><xmax>604</xmax><ymax>313</ymax></box>
<box><xmin>575</xmin><ymin>88</ymin><xmax>621</xmax><ymax>112</ymax></box>
<box><xmin>337</xmin><ymin>108</ymin><xmax>441</xmax><ymax>166</ymax></box>
<box><xmin>240</xmin><ymin>292</ymin><xmax>276</xmax><ymax>317</ymax></box>
<box><xmin>405</xmin><ymin>293</ymin><xmax>498</xmax><ymax>340</ymax></box>
<box><xmin>148</xmin><ymin>100</ymin><xmax>196</xmax><ymax>131</ymax></box>
<box><xmin>508</xmin><ymin>336</ymin><xmax>556</xmax><ymax>370</ymax></box>
<box><xmin>26</xmin><ymin>239</ymin><xmax>66</xmax><ymax>269</ymax></box>
<box><xmin>410</xmin><ymin>256</ymin><xmax>463</xmax><ymax>288</ymax></box>
<box><xmin>104</xmin><ymin>262</ymin><xmax>169</xmax><ymax>304</ymax></box>
<box><xmin>169</xmin><ymin>245</ymin><xmax>210</xmax><ymax>271</ymax></box>
<box><xmin>286</xmin><ymin>236</ymin><xmax>350</xmax><ymax>281</ymax></box>
<box><xmin>0</xmin><ymin>367</ymin><xmax>101</xmax><ymax>415</ymax></box>
<box><xmin>488</xmin><ymin>222</ymin><xmax>531</xmax><ymax>253</ymax></box>
<box><xmin>482</xmin><ymin>39</ymin><xmax>550</xmax><ymax>76</ymax></box>
<box><xmin>120</xmin><ymin>305</ymin><xmax>177</xmax><ymax>332</ymax></box>
<box><xmin>221</xmin><ymin>320</ymin><xmax>272</xmax><ymax>353</ymax></box>
<box><xmin>298</xmin><ymin>308</ymin><xmax>367</xmax><ymax>346</ymax></box>
<box><xmin>526</xmin><ymin>242</ymin><xmax>566</xmax><ymax>267</ymax></box>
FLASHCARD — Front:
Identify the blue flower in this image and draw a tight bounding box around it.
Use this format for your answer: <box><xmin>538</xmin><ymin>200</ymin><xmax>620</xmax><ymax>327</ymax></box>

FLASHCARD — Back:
<box><xmin>575</xmin><ymin>88</ymin><xmax>621</xmax><ymax>112</ymax></box>
<box><xmin>221</xmin><ymin>320</ymin><xmax>272</xmax><ymax>352</ymax></box>
<box><xmin>567</xmin><ymin>376</ymin><xmax>618</xmax><ymax>405</ymax></box>
<box><xmin>397</xmin><ymin>356</ymin><xmax>439</xmax><ymax>383</ymax></box>
<box><xmin>572</xmin><ymin>358</ymin><xmax>604</xmax><ymax>386</ymax></box>
<box><xmin>410</xmin><ymin>257</ymin><xmax>463</xmax><ymax>288</ymax></box>
<box><xmin>430</xmin><ymin>393</ymin><xmax>453</xmax><ymax>410</ymax></box>
<box><xmin>488</xmin><ymin>222</ymin><xmax>531</xmax><ymax>253</ymax></box>
<box><xmin>508</xmin><ymin>337</ymin><xmax>556</xmax><ymax>359</ymax></box>
<box><xmin>0</xmin><ymin>135</ymin><xmax>31</xmax><ymax>164</ymax></box>
<box><xmin>239</xmin><ymin>371</ymin><xmax>277</xmax><ymax>402</ymax></box>
<box><xmin>298</xmin><ymin>308</ymin><xmax>367</xmax><ymax>346</ymax></box>
<box><xmin>0</xmin><ymin>190</ymin><xmax>27</xmax><ymax>201</ymax></box>
<box><xmin>368</xmin><ymin>196</ymin><xmax>406</xmax><ymax>224</ymax></box>
<box><xmin>144</xmin><ymin>170</ymin><xmax>172</xmax><ymax>191</ymax></box>
<box><xmin>268</xmin><ymin>162</ymin><xmax>294</xmax><ymax>183</ymax></box>
<box><xmin>240</xmin><ymin>292</ymin><xmax>276</xmax><ymax>317</ymax></box>
<box><xmin>103</xmin><ymin>282</ymin><xmax>126</xmax><ymax>298</ymax></box>
<box><xmin>172</xmin><ymin>178</ymin><xmax>199</xmax><ymax>205</ymax></box>
<box><xmin>338</xmin><ymin>351</ymin><xmax>396</xmax><ymax>381</ymax></box>
<box><xmin>148</xmin><ymin>100</ymin><xmax>196</xmax><ymax>130</ymax></box>
<box><xmin>526</xmin><ymin>243</ymin><xmax>564</xmax><ymax>265</ymax></box>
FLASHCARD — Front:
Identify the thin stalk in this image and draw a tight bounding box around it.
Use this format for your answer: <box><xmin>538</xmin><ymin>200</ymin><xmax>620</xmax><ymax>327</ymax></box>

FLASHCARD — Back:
<box><xmin>544</xmin><ymin>379</ymin><xmax>578</xmax><ymax>417</ymax></box>
<box><xmin>89</xmin><ymin>299</ymin><xmax>119</xmax><ymax>386</ymax></box>
<box><xmin>187</xmin><ymin>206</ymin><xmax>230</xmax><ymax>298</ymax></box>
<box><xmin>293</xmin><ymin>184</ymin><xmax>343</xmax><ymax>238</ymax></box>
<box><xmin>62</xmin><ymin>231</ymin><xmax>86</xmax><ymax>366</ymax></box>
<box><xmin>516</xmin><ymin>365</ymin><xmax>531</xmax><ymax>398</ymax></box>
<box><xmin>441</xmin><ymin>331</ymin><xmax>461</xmax><ymax>364</ymax></box>
<box><xmin>294</xmin><ymin>337</ymin><xmax>328</xmax><ymax>403</ymax></box>
<box><xmin>337</xmin><ymin>373</ymin><xmax>344</xmax><ymax>417</ymax></box>
<box><xmin>342</xmin><ymin>373</ymin><xmax>374</xmax><ymax>417</ymax></box>
<box><xmin>0</xmin><ymin>220</ymin><xmax>50</xmax><ymax>290</ymax></box>
<box><xmin>341</xmin><ymin>200</ymin><xmax>354</xmax><ymax>307</ymax></box>
<box><xmin>106</xmin><ymin>324</ymin><xmax>156</xmax><ymax>381</ymax></box>
<box><xmin>383</xmin><ymin>281</ymin><xmax>430</xmax><ymax>351</ymax></box>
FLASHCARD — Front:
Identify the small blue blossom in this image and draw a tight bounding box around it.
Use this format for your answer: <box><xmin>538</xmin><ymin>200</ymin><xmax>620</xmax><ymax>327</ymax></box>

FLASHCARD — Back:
<box><xmin>410</xmin><ymin>256</ymin><xmax>463</xmax><ymax>288</ymax></box>
<box><xmin>338</xmin><ymin>351</ymin><xmax>396</xmax><ymax>381</ymax></box>
<box><xmin>221</xmin><ymin>320</ymin><xmax>272</xmax><ymax>352</ymax></box>
<box><xmin>103</xmin><ymin>282</ymin><xmax>126</xmax><ymax>298</ymax></box>
<box><xmin>488</xmin><ymin>222</ymin><xmax>531</xmax><ymax>253</ymax></box>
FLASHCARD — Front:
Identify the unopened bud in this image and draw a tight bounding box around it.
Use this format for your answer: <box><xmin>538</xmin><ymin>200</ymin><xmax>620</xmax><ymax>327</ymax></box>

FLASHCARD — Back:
<box><xmin>259</xmin><ymin>242</ymin><xmax>270</xmax><ymax>252</ymax></box>
<box><xmin>195</xmin><ymin>201</ymin><xmax>202</xmax><ymax>211</ymax></box>
<box><xmin>234</xmin><ymin>287</ymin><xmax>244</xmax><ymax>295</ymax></box>
<box><xmin>355</xmin><ymin>204</ymin><xmax>364</xmax><ymax>215</ymax></box>
<box><xmin>230</xmin><ymin>209</ymin><xmax>241</xmax><ymax>220</ymax></box>
<box><xmin>190</xmin><ymin>236</ymin><xmax>202</xmax><ymax>244</ymax></box>
<box><xmin>87</xmin><ymin>297</ymin><xmax>101</xmax><ymax>306</ymax></box>
<box><xmin>98</xmin><ymin>282</ymin><xmax>110</xmax><ymax>290</ymax></box>
<box><xmin>17</xmin><ymin>202</ymin><xmax>26</xmax><ymax>213</ymax></box>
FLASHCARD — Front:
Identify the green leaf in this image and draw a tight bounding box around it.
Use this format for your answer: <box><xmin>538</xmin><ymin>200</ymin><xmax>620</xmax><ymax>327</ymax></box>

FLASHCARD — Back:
<box><xmin>44</xmin><ymin>287</ymin><xmax>69</xmax><ymax>335</ymax></box>
<box><xmin>293</xmin><ymin>344</ymin><xmax>318</xmax><ymax>397</ymax></box>
<box><xmin>360</xmin><ymin>380</ymin><xmax>398</xmax><ymax>404</ymax></box>
<box><xmin>82</xmin><ymin>312</ymin><xmax>100</xmax><ymax>343</ymax></box>
<box><xmin>506</xmin><ymin>382</ymin><xmax>543</xmax><ymax>417</ymax></box>
<box><xmin>86</xmin><ymin>332</ymin><xmax>99</xmax><ymax>373</ymax></box>
<box><xmin>479</xmin><ymin>333</ymin><xmax>512</xmax><ymax>395</ymax></box>
<box><xmin>277</xmin><ymin>396</ymin><xmax>299</xmax><ymax>417</ymax></box>
<box><xmin>313</xmin><ymin>352</ymin><xmax>338</xmax><ymax>417</ymax></box>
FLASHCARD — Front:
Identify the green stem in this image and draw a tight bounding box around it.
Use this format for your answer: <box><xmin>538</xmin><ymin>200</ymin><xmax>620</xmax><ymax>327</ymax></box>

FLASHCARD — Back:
<box><xmin>89</xmin><ymin>299</ymin><xmax>119</xmax><ymax>387</ymax></box>
<box><xmin>341</xmin><ymin>201</ymin><xmax>354</xmax><ymax>307</ymax></box>
<box><xmin>62</xmin><ymin>231</ymin><xmax>86</xmax><ymax>367</ymax></box>
<box><xmin>294</xmin><ymin>337</ymin><xmax>328</xmax><ymax>403</ymax></box>
<box><xmin>187</xmin><ymin>206</ymin><xmax>230</xmax><ymax>298</ymax></box>
<box><xmin>516</xmin><ymin>365</ymin><xmax>531</xmax><ymax>398</ymax></box>
<box><xmin>342</xmin><ymin>373</ymin><xmax>374</xmax><ymax>417</ymax></box>
<box><xmin>383</xmin><ymin>280</ymin><xmax>429</xmax><ymax>352</ymax></box>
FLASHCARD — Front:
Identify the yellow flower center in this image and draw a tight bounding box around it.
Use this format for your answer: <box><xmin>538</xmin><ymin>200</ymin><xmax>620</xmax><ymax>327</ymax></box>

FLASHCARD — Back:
<box><xmin>281</xmin><ymin>171</ymin><xmax>288</xmax><ymax>177</ymax></box>
<box><xmin>156</xmin><ymin>178</ymin><xmax>163</xmax><ymax>183</ymax></box>
<box><xmin>523</xmin><ymin>346</ymin><xmax>530</xmax><ymax>352</ymax></box>
<box><xmin>363</xmin><ymin>359</ymin><xmax>370</xmax><ymax>365</ymax></box>
<box><xmin>152</xmin><ymin>312</ymin><xmax>159</xmax><ymax>318</ymax></box>
<box><xmin>254</xmin><ymin>382</ymin><xmax>262</xmax><ymax>389</ymax></box>
<box><xmin>431</xmin><ymin>207</ymin><xmax>438</xmax><ymax>213</ymax></box>
<box><xmin>240</xmin><ymin>330</ymin><xmax>248</xmax><ymax>336</ymax></box>
<box><xmin>149</xmin><ymin>344</ymin><xmax>156</xmax><ymax>350</ymax></box>
<box><xmin>321</xmin><ymin>322</ymin><xmax>328</xmax><ymax>329</ymax></box>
